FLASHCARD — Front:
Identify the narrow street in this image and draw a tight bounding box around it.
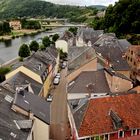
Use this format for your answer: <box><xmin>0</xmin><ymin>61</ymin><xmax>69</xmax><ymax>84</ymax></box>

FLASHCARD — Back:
<box><xmin>50</xmin><ymin>68</ymin><xmax>69</xmax><ymax>140</ymax></box>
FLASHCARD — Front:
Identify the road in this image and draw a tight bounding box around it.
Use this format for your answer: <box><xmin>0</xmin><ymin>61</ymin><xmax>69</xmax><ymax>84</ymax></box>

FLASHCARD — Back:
<box><xmin>50</xmin><ymin>68</ymin><xmax>69</xmax><ymax>140</ymax></box>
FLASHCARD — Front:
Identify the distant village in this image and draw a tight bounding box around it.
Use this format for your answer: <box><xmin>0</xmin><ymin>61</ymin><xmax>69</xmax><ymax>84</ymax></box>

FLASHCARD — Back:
<box><xmin>0</xmin><ymin>26</ymin><xmax>140</xmax><ymax>140</ymax></box>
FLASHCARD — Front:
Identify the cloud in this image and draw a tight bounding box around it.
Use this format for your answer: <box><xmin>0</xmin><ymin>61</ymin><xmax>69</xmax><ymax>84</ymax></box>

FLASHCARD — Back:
<box><xmin>44</xmin><ymin>0</ymin><xmax>118</xmax><ymax>6</ymax></box>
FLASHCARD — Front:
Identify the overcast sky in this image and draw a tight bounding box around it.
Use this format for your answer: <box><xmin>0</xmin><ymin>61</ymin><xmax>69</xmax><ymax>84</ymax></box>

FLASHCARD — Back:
<box><xmin>44</xmin><ymin>0</ymin><xmax>118</xmax><ymax>6</ymax></box>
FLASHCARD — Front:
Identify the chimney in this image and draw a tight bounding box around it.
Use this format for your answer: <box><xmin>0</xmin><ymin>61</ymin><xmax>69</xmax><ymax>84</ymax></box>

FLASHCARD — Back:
<box><xmin>86</xmin><ymin>83</ymin><xmax>94</xmax><ymax>98</ymax></box>
<box><xmin>29</xmin><ymin>109</ymin><xmax>34</xmax><ymax>120</ymax></box>
<box><xmin>16</xmin><ymin>87</ymin><xmax>25</xmax><ymax>96</ymax></box>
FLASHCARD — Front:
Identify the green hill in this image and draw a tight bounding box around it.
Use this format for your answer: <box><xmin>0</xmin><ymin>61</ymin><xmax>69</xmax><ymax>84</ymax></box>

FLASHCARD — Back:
<box><xmin>0</xmin><ymin>0</ymin><xmax>103</xmax><ymax>22</ymax></box>
<box><xmin>89</xmin><ymin>5</ymin><xmax>106</xmax><ymax>10</ymax></box>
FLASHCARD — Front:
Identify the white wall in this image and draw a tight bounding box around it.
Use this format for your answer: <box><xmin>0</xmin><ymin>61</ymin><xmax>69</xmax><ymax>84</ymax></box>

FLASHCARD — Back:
<box><xmin>67</xmin><ymin>93</ymin><xmax>108</xmax><ymax>100</ymax></box>
<box><xmin>55</xmin><ymin>40</ymin><xmax>68</xmax><ymax>53</ymax></box>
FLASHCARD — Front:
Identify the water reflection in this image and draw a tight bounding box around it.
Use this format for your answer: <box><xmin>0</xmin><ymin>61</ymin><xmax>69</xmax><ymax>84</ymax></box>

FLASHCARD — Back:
<box><xmin>0</xmin><ymin>27</ymin><xmax>67</xmax><ymax>64</ymax></box>
<box><xmin>4</xmin><ymin>40</ymin><xmax>12</xmax><ymax>47</ymax></box>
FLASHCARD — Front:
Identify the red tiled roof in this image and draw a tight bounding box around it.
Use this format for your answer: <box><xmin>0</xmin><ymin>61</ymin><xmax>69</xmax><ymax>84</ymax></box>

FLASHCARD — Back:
<box><xmin>78</xmin><ymin>94</ymin><xmax>140</xmax><ymax>137</ymax></box>
<box><xmin>115</xmin><ymin>135</ymin><xmax>140</xmax><ymax>140</ymax></box>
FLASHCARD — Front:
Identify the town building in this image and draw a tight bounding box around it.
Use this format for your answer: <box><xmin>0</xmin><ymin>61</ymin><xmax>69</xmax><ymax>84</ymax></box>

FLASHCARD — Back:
<box><xmin>67</xmin><ymin>69</ymin><xmax>132</xmax><ymax>100</ymax></box>
<box><xmin>1</xmin><ymin>71</ymin><xmax>42</xmax><ymax>96</ymax></box>
<box><xmin>9</xmin><ymin>20</ymin><xmax>21</xmax><ymax>30</ymax></box>
<box><xmin>93</xmin><ymin>33</ymin><xmax>130</xmax><ymax>78</ymax></box>
<box><xmin>67</xmin><ymin>46</ymin><xmax>97</xmax><ymax>83</ymax></box>
<box><xmin>6</xmin><ymin>47</ymin><xmax>59</xmax><ymax>97</ymax></box>
<box><xmin>0</xmin><ymin>86</ymin><xmax>31</xmax><ymax>139</ymax></box>
<box><xmin>55</xmin><ymin>40</ymin><xmax>68</xmax><ymax>53</ymax></box>
<box><xmin>125</xmin><ymin>45</ymin><xmax>140</xmax><ymax>82</ymax></box>
<box><xmin>76</xmin><ymin>27</ymin><xmax>103</xmax><ymax>47</ymax></box>
<box><xmin>68</xmin><ymin>93</ymin><xmax>140</xmax><ymax>140</ymax></box>
<box><xmin>12</xmin><ymin>86</ymin><xmax>50</xmax><ymax>140</ymax></box>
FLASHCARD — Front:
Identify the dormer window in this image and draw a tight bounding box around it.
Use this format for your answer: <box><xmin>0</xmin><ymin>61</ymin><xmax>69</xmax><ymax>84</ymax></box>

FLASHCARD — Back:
<box><xmin>109</xmin><ymin>110</ymin><xmax>123</xmax><ymax>130</ymax></box>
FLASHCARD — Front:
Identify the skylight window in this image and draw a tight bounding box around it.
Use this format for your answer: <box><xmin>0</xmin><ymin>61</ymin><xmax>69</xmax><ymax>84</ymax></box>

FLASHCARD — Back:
<box><xmin>5</xmin><ymin>95</ymin><xmax>13</xmax><ymax>103</ymax></box>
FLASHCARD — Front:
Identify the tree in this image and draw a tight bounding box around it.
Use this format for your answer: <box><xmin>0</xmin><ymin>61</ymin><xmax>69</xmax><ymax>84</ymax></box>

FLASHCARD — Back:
<box><xmin>40</xmin><ymin>44</ymin><xmax>46</xmax><ymax>50</ymax></box>
<box><xmin>104</xmin><ymin>0</ymin><xmax>140</xmax><ymax>35</ymax></box>
<box><xmin>42</xmin><ymin>36</ymin><xmax>51</xmax><ymax>47</ymax></box>
<box><xmin>0</xmin><ymin>21</ymin><xmax>11</xmax><ymax>35</ymax></box>
<box><xmin>58</xmin><ymin>49</ymin><xmax>68</xmax><ymax>60</ymax></box>
<box><xmin>18</xmin><ymin>44</ymin><xmax>30</xmax><ymax>58</ymax></box>
<box><xmin>29</xmin><ymin>40</ymin><xmax>39</xmax><ymax>52</ymax></box>
<box><xmin>68</xmin><ymin>27</ymin><xmax>78</xmax><ymax>36</ymax></box>
<box><xmin>21</xmin><ymin>19</ymin><xmax>41</xmax><ymax>29</ymax></box>
<box><xmin>0</xmin><ymin>67</ymin><xmax>11</xmax><ymax>82</ymax></box>
<box><xmin>52</xmin><ymin>34</ymin><xmax>59</xmax><ymax>42</ymax></box>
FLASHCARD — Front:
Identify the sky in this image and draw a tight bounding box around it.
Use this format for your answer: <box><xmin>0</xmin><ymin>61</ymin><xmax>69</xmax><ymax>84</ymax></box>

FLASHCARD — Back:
<box><xmin>44</xmin><ymin>0</ymin><xmax>119</xmax><ymax>6</ymax></box>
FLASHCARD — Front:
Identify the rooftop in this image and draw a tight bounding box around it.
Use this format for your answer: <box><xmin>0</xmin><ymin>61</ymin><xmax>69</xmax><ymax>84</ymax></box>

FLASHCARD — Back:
<box><xmin>118</xmin><ymin>39</ymin><xmax>131</xmax><ymax>52</ymax></box>
<box><xmin>23</xmin><ymin>54</ymin><xmax>49</xmax><ymax>76</ymax></box>
<box><xmin>2</xmin><ymin>71</ymin><xmax>42</xmax><ymax>95</ymax></box>
<box><xmin>68</xmin><ymin>98</ymin><xmax>89</xmax><ymax>130</ymax></box>
<box><xmin>104</xmin><ymin>68</ymin><xmax>132</xmax><ymax>81</ymax></box>
<box><xmin>68</xmin><ymin>46</ymin><xmax>87</xmax><ymax>62</ymax></box>
<box><xmin>77</xmin><ymin>27</ymin><xmax>103</xmax><ymax>44</ymax></box>
<box><xmin>93</xmin><ymin>34</ymin><xmax>130</xmax><ymax>71</ymax></box>
<box><xmin>0</xmin><ymin>86</ymin><xmax>30</xmax><ymax>139</ymax></box>
<box><xmin>13</xmin><ymin>90</ymin><xmax>50</xmax><ymax>124</ymax></box>
<box><xmin>11</xmin><ymin>48</ymin><xmax>57</xmax><ymax>78</ymax></box>
<box><xmin>68</xmin><ymin>46</ymin><xmax>96</xmax><ymax>74</ymax></box>
<box><xmin>68</xmin><ymin>70</ymin><xmax>110</xmax><ymax>94</ymax></box>
<box><xmin>70</xmin><ymin>94</ymin><xmax>140</xmax><ymax>137</ymax></box>
<box><xmin>60</xmin><ymin>30</ymin><xmax>74</xmax><ymax>41</ymax></box>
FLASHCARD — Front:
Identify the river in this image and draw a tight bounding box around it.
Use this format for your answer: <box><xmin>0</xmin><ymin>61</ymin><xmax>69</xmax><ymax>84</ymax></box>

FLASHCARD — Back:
<box><xmin>0</xmin><ymin>27</ymin><xmax>67</xmax><ymax>64</ymax></box>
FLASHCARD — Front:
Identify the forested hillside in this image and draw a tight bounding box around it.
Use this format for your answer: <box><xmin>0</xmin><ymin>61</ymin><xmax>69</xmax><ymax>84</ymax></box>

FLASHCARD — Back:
<box><xmin>0</xmin><ymin>0</ymin><xmax>105</xmax><ymax>22</ymax></box>
<box><xmin>89</xmin><ymin>0</ymin><xmax>140</xmax><ymax>44</ymax></box>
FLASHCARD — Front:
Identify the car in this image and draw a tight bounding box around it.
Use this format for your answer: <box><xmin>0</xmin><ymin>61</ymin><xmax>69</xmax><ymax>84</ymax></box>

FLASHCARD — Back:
<box><xmin>47</xmin><ymin>94</ymin><xmax>53</xmax><ymax>102</ymax></box>
<box><xmin>61</xmin><ymin>62</ymin><xmax>67</xmax><ymax>69</ymax></box>
<box><xmin>53</xmin><ymin>77</ymin><xmax>60</xmax><ymax>85</ymax></box>
<box><xmin>55</xmin><ymin>73</ymin><xmax>61</xmax><ymax>79</ymax></box>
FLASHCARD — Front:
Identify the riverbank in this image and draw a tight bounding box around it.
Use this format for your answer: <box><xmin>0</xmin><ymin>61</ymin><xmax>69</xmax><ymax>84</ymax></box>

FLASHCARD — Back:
<box><xmin>0</xmin><ymin>28</ymin><xmax>51</xmax><ymax>42</ymax></box>
<box><xmin>1</xmin><ymin>57</ymin><xmax>19</xmax><ymax>67</ymax></box>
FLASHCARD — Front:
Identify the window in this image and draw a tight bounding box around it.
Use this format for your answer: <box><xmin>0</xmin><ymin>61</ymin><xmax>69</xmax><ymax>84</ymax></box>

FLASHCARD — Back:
<box><xmin>132</xmin><ymin>129</ymin><xmax>137</xmax><ymax>136</ymax></box>
<box><xmin>134</xmin><ymin>61</ymin><xmax>136</xmax><ymax>66</ymax></box>
<box><xmin>133</xmin><ymin>71</ymin><xmax>136</xmax><ymax>76</ymax></box>
<box><xmin>131</xmin><ymin>51</ymin><xmax>133</xmax><ymax>55</ymax></box>
<box><xmin>130</xmin><ymin>58</ymin><xmax>132</xmax><ymax>62</ymax></box>
<box><xmin>105</xmin><ymin>134</ymin><xmax>109</xmax><ymax>140</ymax></box>
<box><xmin>115</xmin><ymin>85</ymin><xmax>118</xmax><ymax>91</ymax></box>
<box><xmin>118</xmin><ymin>131</ymin><xmax>124</xmax><ymax>138</ymax></box>
<box><xmin>128</xmin><ymin>57</ymin><xmax>130</xmax><ymax>61</ymax></box>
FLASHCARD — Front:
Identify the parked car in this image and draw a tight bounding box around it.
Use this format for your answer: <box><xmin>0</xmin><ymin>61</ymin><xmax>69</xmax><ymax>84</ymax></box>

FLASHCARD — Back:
<box><xmin>61</xmin><ymin>62</ymin><xmax>67</xmax><ymax>69</ymax></box>
<box><xmin>47</xmin><ymin>94</ymin><xmax>53</xmax><ymax>102</ymax></box>
<box><xmin>55</xmin><ymin>73</ymin><xmax>61</xmax><ymax>79</ymax></box>
<box><xmin>53</xmin><ymin>77</ymin><xmax>60</xmax><ymax>85</ymax></box>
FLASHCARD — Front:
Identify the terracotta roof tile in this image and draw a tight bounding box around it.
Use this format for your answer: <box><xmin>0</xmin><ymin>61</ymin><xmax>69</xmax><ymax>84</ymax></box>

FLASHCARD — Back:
<box><xmin>78</xmin><ymin>94</ymin><xmax>140</xmax><ymax>137</ymax></box>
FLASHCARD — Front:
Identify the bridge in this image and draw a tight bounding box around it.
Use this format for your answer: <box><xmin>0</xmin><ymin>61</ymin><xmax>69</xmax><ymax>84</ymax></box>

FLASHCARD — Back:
<box><xmin>41</xmin><ymin>24</ymin><xmax>87</xmax><ymax>27</ymax></box>
<box><xmin>27</xmin><ymin>18</ymin><xmax>68</xmax><ymax>22</ymax></box>
<box><xmin>27</xmin><ymin>18</ymin><xmax>87</xmax><ymax>28</ymax></box>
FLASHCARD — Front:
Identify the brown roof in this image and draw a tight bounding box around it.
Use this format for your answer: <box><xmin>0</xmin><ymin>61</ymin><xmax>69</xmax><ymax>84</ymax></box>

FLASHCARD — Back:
<box><xmin>78</xmin><ymin>94</ymin><xmax>140</xmax><ymax>137</ymax></box>
<box><xmin>68</xmin><ymin>70</ymin><xmax>111</xmax><ymax>94</ymax></box>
